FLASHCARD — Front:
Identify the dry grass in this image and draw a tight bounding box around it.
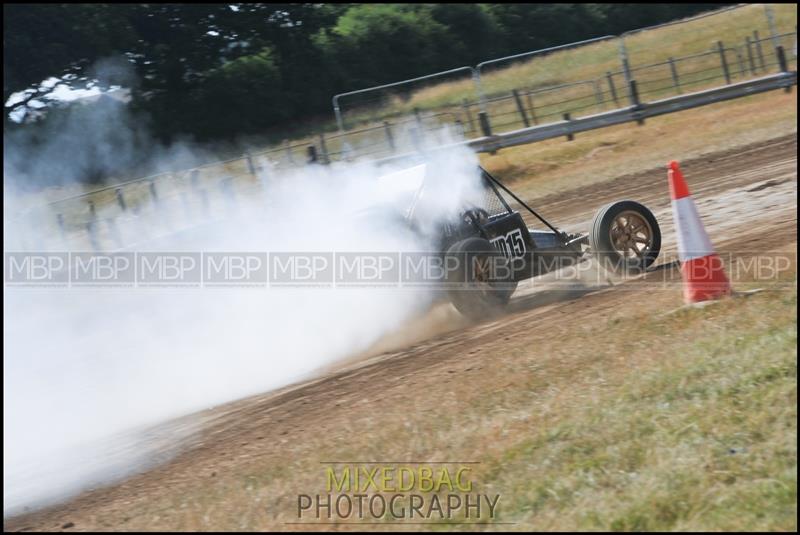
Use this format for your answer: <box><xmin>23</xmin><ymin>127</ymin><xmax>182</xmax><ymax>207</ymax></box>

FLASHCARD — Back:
<box><xmin>488</xmin><ymin>289</ymin><xmax>797</xmax><ymax>531</ymax></box>
<box><xmin>479</xmin><ymin>88</ymin><xmax>798</xmax><ymax>199</ymax></box>
<box><xmin>343</xmin><ymin>4</ymin><xmax>797</xmax><ymax>123</ymax></box>
<box><xmin>60</xmin><ymin>271</ymin><xmax>796</xmax><ymax>531</ymax></box>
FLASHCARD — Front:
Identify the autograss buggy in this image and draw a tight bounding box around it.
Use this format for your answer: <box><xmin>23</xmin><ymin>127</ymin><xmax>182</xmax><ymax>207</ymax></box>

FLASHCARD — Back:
<box><xmin>396</xmin><ymin>165</ymin><xmax>662</xmax><ymax>319</ymax></box>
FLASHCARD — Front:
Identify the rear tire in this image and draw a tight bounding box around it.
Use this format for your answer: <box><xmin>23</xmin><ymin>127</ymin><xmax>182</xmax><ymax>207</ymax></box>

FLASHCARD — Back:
<box><xmin>589</xmin><ymin>200</ymin><xmax>661</xmax><ymax>275</ymax></box>
<box><xmin>445</xmin><ymin>237</ymin><xmax>517</xmax><ymax>320</ymax></box>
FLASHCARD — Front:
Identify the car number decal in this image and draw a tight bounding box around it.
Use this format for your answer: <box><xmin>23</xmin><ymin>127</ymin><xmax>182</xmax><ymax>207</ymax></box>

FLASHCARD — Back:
<box><xmin>491</xmin><ymin>228</ymin><xmax>526</xmax><ymax>259</ymax></box>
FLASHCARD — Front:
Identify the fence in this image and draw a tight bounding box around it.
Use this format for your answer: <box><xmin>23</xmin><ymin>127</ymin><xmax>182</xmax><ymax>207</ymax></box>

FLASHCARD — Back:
<box><xmin>6</xmin><ymin>3</ymin><xmax>798</xmax><ymax>252</ymax></box>
<box><xmin>331</xmin><ymin>4</ymin><xmax>796</xmax><ymax>139</ymax></box>
<box><xmin>312</xmin><ymin>34</ymin><xmax>798</xmax><ymax>163</ymax></box>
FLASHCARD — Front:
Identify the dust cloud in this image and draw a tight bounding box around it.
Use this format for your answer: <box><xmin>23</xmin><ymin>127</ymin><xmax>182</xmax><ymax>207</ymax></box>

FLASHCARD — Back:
<box><xmin>3</xmin><ymin>61</ymin><xmax>484</xmax><ymax>515</ymax></box>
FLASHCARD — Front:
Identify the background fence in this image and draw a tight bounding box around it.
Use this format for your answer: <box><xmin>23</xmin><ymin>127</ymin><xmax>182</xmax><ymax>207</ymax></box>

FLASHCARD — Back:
<box><xmin>6</xmin><ymin>3</ymin><xmax>798</xmax><ymax>252</ymax></box>
<box><xmin>331</xmin><ymin>4</ymin><xmax>796</xmax><ymax>141</ymax></box>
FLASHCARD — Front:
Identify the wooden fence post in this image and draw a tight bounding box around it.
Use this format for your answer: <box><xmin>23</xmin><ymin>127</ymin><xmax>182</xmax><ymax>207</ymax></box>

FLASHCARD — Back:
<box><xmin>383</xmin><ymin>121</ymin><xmax>396</xmax><ymax>152</ymax></box>
<box><xmin>606</xmin><ymin>72</ymin><xmax>620</xmax><ymax>107</ymax></box>
<box><xmin>114</xmin><ymin>188</ymin><xmax>127</xmax><ymax>212</ymax></box>
<box><xmin>86</xmin><ymin>221</ymin><xmax>100</xmax><ymax>251</ymax></box>
<box><xmin>628</xmin><ymin>78</ymin><xmax>641</xmax><ymax>108</ymax></box>
<box><xmin>455</xmin><ymin>118</ymin><xmax>465</xmax><ymax>137</ymax></box>
<box><xmin>318</xmin><ymin>133</ymin><xmax>329</xmax><ymax>164</ymax></box>
<box><xmin>563</xmin><ymin>113</ymin><xmax>574</xmax><ymax>141</ymax></box>
<box><xmin>668</xmin><ymin>57</ymin><xmax>682</xmax><ymax>94</ymax></box>
<box><xmin>461</xmin><ymin>99</ymin><xmax>476</xmax><ymax>134</ymax></box>
<box><xmin>629</xmin><ymin>80</ymin><xmax>645</xmax><ymax>125</ymax></box>
<box><xmin>718</xmin><ymin>41</ymin><xmax>732</xmax><ymax>85</ymax></box>
<box><xmin>525</xmin><ymin>92</ymin><xmax>538</xmax><ymax>124</ymax></box>
<box><xmin>754</xmin><ymin>30</ymin><xmax>767</xmax><ymax>71</ymax></box>
<box><xmin>56</xmin><ymin>213</ymin><xmax>66</xmax><ymax>240</ymax></box>
<box><xmin>511</xmin><ymin>89</ymin><xmax>530</xmax><ymax>128</ymax></box>
<box><xmin>745</xmin><ymin>36</ymin><xmax>757</xmax><ymax>74</ymax></box>
<box><xmin>775</xmin><ymin>45</ymin><xmax>791</xmax><ymax>93</ymax></box>
<box><xmin>478</xmin><ymin>111</ymin><xmax>492</xmax><ymax>136</ymax></box>
<box><xmin>735</xmin><ymin>48</ymin><xmax>746</xmax><ymax>79</ymax></box>
<box><xmin>245</xmin><ymin>152</ymin><xmax>256</xmax><ymax>175</ymax></box>
<box><xmin>86</xmin><ymin>201</ymin><xmax>99</xmax><ymax>250</ymax></box>
<box><xmin>149</xmin><ymin>180</ymin><xmax>159</xmax><ymax>205</ymax></box>
<box><xmin>592</xmin><ymin>80</ymin><xmax>605</xmax><ymax>110</ymax></box>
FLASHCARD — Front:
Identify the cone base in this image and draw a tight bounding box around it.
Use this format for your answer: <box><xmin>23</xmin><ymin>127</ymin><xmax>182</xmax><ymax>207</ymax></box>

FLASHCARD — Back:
<box><xmin>681</xmin><ymin>253</ymin><xmax>731</xmax><ymax>304</ymax></box>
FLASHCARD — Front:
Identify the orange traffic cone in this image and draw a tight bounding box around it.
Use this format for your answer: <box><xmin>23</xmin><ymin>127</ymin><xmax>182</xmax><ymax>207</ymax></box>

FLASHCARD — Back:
<box><xmin>668</xmin><ymin>161</ymin><xmax>731</xmax><ymax>304</ymax></box>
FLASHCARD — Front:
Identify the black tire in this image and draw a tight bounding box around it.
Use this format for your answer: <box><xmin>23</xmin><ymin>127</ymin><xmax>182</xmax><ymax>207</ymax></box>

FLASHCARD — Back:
<box><xmin>445</xmin><ymin>237</ymin><xmax>518</xmax><ymax>320</ymax></box>
<box><xmin>589</xmin><ymin>200</ymin><xmax>661</xmax><ymax>275</ymax></box>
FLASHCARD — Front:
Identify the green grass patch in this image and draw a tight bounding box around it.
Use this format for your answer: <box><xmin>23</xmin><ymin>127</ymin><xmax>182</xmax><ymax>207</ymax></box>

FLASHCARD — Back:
<box><xmin>483</xmin><ymin>289</ymin><xmax>797</xmax><ymax>531</ymax></box>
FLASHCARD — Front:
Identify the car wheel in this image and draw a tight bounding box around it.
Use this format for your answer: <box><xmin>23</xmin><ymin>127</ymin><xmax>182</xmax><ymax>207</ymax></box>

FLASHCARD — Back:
<box><xmin>445</xmin><ymin>237</ymin><xmax>517</xmax><ymax>320</ymax></box>
<box><xmin>589</xmin><ymin>200</ymin><xmax>661</xmax><ymax>275</ymax></box>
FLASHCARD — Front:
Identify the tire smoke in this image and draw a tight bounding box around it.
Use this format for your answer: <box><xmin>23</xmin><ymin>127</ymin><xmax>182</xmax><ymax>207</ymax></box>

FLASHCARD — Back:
<box><xmin>4</xmin><ymin>88</ymin><xmax>484</xmax><ymax>515</ymax></box>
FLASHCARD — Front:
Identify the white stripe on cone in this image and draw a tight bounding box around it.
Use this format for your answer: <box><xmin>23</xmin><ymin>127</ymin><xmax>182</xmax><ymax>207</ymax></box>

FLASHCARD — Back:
<box><xmin>671</xmin><ymin>196</ymin><xmax>714</xmax><ymax>262</ymax></box>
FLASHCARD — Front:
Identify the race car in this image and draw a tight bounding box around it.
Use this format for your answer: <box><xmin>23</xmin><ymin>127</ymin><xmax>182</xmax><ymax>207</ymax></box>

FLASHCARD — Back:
<box><xmin>374</xmin><ymin>162</ymin><xmax>662</xmax><ymax>319</ymax></box>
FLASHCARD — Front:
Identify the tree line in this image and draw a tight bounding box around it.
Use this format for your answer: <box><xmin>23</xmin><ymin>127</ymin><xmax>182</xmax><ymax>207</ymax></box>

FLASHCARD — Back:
<box><xmin>4</xmin><ymin>4</ymin><xmax>727</xmax><ymax>144</ymax></box>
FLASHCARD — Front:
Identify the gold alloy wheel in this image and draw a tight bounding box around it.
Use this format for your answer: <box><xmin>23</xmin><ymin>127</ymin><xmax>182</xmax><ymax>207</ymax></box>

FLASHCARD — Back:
<box><xmin>608</xmin><ymin>210</ymin><xmax>654</xmax><ymax>259</ymax></box>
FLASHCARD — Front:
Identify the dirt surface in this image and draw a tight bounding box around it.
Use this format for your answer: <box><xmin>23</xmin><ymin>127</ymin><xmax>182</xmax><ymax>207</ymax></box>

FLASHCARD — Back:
<box><xmin>4</xmin><ymin>134</ymin><xmax>797</xmax><ymax>532</ymax></box>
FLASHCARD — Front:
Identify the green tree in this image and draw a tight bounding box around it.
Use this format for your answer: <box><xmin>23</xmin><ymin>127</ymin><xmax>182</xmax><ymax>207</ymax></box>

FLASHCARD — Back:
<box><xmin>3</xmin><ymin>4</ymin><xmax>136</xmax><ymax>122</ymax></box>
<box><xmin>429</xmin><ymin>4</ymin><xmax>502</xmax><ymax>65</ymax></box>
<box><xmin>4</xmin><ymin>2</ymin><xmax>736</xmax><ymax>147</ymax></box>
<box><xmin>483</xmin><ymin>4</ymin><xmax>606</xmax><ymax>53</ymax></box>
<box><xmin>321</xmin><ymin>4</ymin><xmax>457</xmax><ymax>87</ymax></box>
<box><xmin>189</xmin><ymin>47</ymin><xmax>285</xmax><ymax>140</ymax></box>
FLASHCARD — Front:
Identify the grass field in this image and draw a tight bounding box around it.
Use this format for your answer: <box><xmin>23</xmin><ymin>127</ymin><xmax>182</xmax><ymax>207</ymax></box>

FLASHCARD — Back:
<box><xmin>55</xmin><ymin>273</ymin><xmax>795</xmax><ymax>531</ymax></box>
<box><xmin>305</xmin><ymin>3</ymin><xmax>797</xmax><ymax>164</ymax></box>
<box><xmin>472</xmin><ymin>288</ymin><xmax>797</xmax><ymax>530</ymax></box>
<box><xmin>479</xmin><ymin>88</ymin><xmax>798</xmax><ymax>198</ymax></box>
<box><xmin>339</xmin><ymin>4</ymin><xmax>797</xmax><ymax>127</ymax></box>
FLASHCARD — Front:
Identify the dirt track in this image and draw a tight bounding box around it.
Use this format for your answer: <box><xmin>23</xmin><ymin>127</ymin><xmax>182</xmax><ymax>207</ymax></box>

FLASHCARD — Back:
<box><xmin>4</xmin><ymin>134</ymin><xmax>797</xmax><ymax>531</ymax></box>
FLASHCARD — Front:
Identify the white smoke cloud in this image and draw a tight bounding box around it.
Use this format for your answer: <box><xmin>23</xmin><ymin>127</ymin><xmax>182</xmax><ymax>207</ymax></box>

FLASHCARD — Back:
<box><xmin>3</xmin><ymin>77</ymin><xmax>484</xmax><ymax>515</ymax></box>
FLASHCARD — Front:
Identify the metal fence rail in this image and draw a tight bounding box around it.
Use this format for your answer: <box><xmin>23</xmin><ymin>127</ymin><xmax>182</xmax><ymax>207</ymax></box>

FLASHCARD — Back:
<box><xmin>356</xmin><ymin>72</ymin><xmax>796</xmax><ymax>166</ymax></box>
<box><xmin>7</xmin><ymin>4</ymin><xmax>797</xmax><ymax>252</ymax></box>
<box><xmin>471</xmin><ymin>72</ymin><xmax>797</xmax><ymax>153</ymax></box>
